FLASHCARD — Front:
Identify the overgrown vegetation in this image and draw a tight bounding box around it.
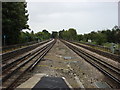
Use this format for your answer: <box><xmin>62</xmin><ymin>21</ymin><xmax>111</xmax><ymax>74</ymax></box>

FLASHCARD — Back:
<box><xmin>58</xmin><ymin>26</ymin><xmax>120</xmax><ymax>49</ymax></box>
<box><xmin>2</xmin><ymin>2</ymin><xmax>29</xmax><ymax>45</ymax></box>
<box><xmin>19</xmin><ymin>30</ymin><xmax>51</xmax><ymax>44</ymax></box>
<box><xmin>2</xmin><ymin>2</ymin><xmax>120</xmax><ymax>49</ymax></box>
<box><xmin>2</xmin><ymin>2</ymin><xmax>51</xmax><ymax>46</ymax></box>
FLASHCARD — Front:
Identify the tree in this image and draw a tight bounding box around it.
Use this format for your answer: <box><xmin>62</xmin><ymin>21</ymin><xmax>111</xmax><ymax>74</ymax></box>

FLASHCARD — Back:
<box><xmin>68</xmin><ymin>28</ymin><xmax>77</xmax><ymax>40</ymax></box>
<box><xmin>94</xmin><ymin>32</ymin><xmax>107</xmax><ymax>45</ymax></box>
<box><xmin>42</xmin><ymin>29</ymin><xmax>51</xmax><ymax>39</ymax></box>
<box><xmin>35</xmin><ymin>30</ymin><xmax>51</xmax><ymax>41</ymax></box>
<box><xmin>2</xmin><ymin>2</ymin><xmax>29</xmax><ymax>45</ymax></box>
<box><xmin>58</xmin><ymin>26</ymin><xmax>119</xmax><ymax>46</ymax></box>
<box><xmin>59</xmin><ymin>29</ymin><xmax>64</xmax><ymax>39</ymax></box>
<box><xmin>51</xmin><ymin>31</ymin><xmax>58</xmax><ymax>38</ymax></box>
<box><xmin>58</xmin><ymin>28</ymin><xmax>77</xmax><ymax>41</ymax></box>
<box><xmin>76</xmin><ymin>34</ymin><xmax>83</xmax><ymax>41</ymax></box>
<box><xmin>112</xmin><ymin>26</ymin><xmax>120</xmax><ymax>43</ymax></box>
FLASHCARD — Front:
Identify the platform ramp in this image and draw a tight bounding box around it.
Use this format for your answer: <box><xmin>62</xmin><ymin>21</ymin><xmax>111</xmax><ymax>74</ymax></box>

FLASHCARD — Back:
<box><xmin>17</xmin><ymin>74</ymin><xmax>72</xmax><ymax>90</ymax></box>
<box><xmin>32</xmin><ymin>77</ymin><xmax>70</xmax><ymax>90</ymax></box>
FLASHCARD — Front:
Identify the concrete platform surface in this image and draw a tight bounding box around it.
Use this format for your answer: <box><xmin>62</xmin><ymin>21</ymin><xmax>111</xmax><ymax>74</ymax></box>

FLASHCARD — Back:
<box><xmin>16</xmin><ymin>73</ymin><xmax>72</xmax><ymax>90</ymax></box>
<box><xmin>32</xmin><ymin>77</ymin><xmax>71</xmax><ymax>89</ymax></box>
<box><xmin>17</xmin><ymin>73</ymin><xmax>47</xmax><ymax>89</ymax></box>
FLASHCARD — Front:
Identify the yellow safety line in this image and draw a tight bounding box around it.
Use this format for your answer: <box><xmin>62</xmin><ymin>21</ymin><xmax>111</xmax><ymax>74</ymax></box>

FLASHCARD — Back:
<box><xmin>37</xmin><ymin>65</ymin><xmax>68</xmax><ymax>70</ymax></box>
<box><xmin>37</xmin><ymin>65</ymin><xmax>49</xmax><ymax>67</ymax></box>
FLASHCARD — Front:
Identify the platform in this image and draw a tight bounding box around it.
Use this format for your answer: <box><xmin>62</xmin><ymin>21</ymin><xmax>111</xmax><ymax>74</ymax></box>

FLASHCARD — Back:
<box><xmin>17</xmin><ymin>73</ymin><xmax>72</xmax><ymax>89</ymax></box>
<box><xmin>33</xmin><ymin>77</ymin><xmax>70</xmax><ymax>89</ymax></box>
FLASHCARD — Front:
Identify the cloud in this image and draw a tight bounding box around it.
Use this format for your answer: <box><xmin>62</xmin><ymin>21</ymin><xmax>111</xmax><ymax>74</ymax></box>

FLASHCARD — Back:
<box><xmin>26</xmin><ymin>0</ymin><xmax>119</xmax><ymax>2</ymax></box>
<box><xmin>26</xmin><ymin>2</ymin><xmax>118</xmax><ymax>34</ymax></box>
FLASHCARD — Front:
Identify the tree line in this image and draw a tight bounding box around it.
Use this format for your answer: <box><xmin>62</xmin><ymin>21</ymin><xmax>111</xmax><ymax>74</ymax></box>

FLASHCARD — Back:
<box><xmin>19</xmin><ymin>30</ymin><xmax>51</xmax><ymax>44</ymax></box>
<box><xmin>2</xmin><ymin>2</ymin><xmax>120</xmax><ymax>46</ymax></box>
<box><xmin>2</xmin><ymin>2</ymin><xmax>29</xmax><ymax>45</ymax></box>
<box><xmin>58</xmin><ymin>26</ymin><xmax>120</xmax><ymax>45</ymax></box>
<box><xmin>2</xmin><ymin>2</ymin><xmax>55</xmax><ymax>46</ymax></box>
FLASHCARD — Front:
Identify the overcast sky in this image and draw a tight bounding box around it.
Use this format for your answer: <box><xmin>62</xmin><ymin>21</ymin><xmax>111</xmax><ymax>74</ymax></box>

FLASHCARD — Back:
<box><xmin>25</xmin><ymin>1</ymin><xmax>118</xmax><ymax>34</ymax></box>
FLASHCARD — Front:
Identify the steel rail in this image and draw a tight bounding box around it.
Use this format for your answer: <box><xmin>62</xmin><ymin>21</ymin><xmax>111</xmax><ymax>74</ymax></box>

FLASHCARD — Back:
<box><xmin>2</xmin><ymin>39</ymin><xmax>51</xmax><ymax>62</ymax></box>
<box><xmin>67</xmin><ymin>41</ymin><xmax>120</xmax><ymax>74</ymax></box>
<box><xmin>2</xmin><ymin>43</ymin><xmax>50</xmax><ymax>82</ymax></box>
<box><xmin>62</xmin><ymin>40</ymin><xmax>120</xmax><ymax>86</ymax></box>
<box><xmin>70</xmin><ymin>41</ymin><xmax>120</xmax><ymax>62</ymax></box>
<box><xmin>2</xmin><ymin>40</ymin><xmax>56</xmax><ymax>89</ymax></box>
<box><xmin>2</xmin><ymin>41</ymin><xmax>52</xmax><ymax>74</ymax></box>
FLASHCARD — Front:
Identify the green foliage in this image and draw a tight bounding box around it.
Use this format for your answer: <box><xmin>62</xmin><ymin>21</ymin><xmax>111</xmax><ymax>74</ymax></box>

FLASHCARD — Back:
<box><xmin>59</xmin><ymin>29</ymin><xmax>64</xmax><ymax>39</ymax></box>
<box><xmin>19</xmin><ymin>30</ymin><xmax>51</xmax><ymax>43</ymax></box>
<box><xmin>2</xmin><ymin>2</ymin><xmax>29</xmax><ymax>45</ymax></box>
<box><xmin>59</xmin><ymin>26</ymin><xmax>120</xmax><ymax>45</ymax></box>
<box><xmin>94</xmin><ymin>32</ymin><xmax>107</xmax><ymax>45</ymax></box>
<box><xmin>42</xmin><ymin>29</ymin><xmax>51</xmax><ymax>39</ymax></box>
<box><xmin>36</xmin><ymin>30</ymin><xmax>51</xmax><ymax>40</ymax></box>
<box><xmin>76</xmin><ymin>34</ymin><xmax>83</xmax><ymax>41</ymax></box>
<box><xmin>59</xmin><ymin>28</ymin><xmax>77</xmax><ymax>41</ymax></box>
<box><xmin>80</xmin><ymin>26</ymin><xmax>120</xmax><ymax>45</ymax></box>
<box><xmin>19</xmin><ymin>31</ymin><xmax>36</xmax><ymax>43</ymax></box>
<box><xmin>51</xmin><ymin>31</ymin><xmax>58</xmax><ymax>38</ymax></box>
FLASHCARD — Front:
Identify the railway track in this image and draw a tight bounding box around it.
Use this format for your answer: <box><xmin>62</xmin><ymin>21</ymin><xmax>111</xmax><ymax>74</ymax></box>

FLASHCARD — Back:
<box><xmin>1</xmin><ymin>39</ymin><xmax>51</xmax><ymax>63</ymax></box>
<box><xmin>68</xmin><ymin>41</ymin><xmax>120</xmax><ymax>62</ymax></box>
<box><xmin>2</xmin><ymin>39</ymin><xmax>56</xmax><ymax>89</ymax></box>
<box><xmin>61</xmin><ymin>40</ymin><xmax>120</xmax><ymax>88</ymax></box>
